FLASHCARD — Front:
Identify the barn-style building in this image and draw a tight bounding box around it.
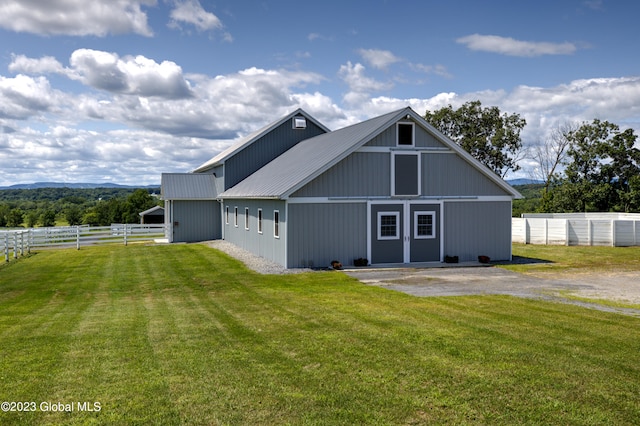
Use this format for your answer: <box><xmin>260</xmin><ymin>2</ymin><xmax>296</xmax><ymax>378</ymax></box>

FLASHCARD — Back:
<box><xmin>162</xmin><ymin>107</ymin><xmax>521</xmax><ymax>268</ymax></box>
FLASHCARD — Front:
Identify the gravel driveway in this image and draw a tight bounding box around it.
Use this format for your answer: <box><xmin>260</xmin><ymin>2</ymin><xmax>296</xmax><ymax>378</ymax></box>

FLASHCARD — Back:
<box><xmin>344</xmin><ymin>265</ymin><xmax>640</xmax><ymax>317</ymax></box>
<box><xmin>207</xmin><ymin>241</ymin><xmax>640</xmax><ymax>316</ymax></box>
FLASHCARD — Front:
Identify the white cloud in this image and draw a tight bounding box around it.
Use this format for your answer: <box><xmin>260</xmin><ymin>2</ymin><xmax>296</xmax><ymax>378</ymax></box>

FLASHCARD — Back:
<box><xmin>0</xmin><ymin>0</ymin><xmax>156</xmax><ymax>37</ymax></box>
<box><xmin>457</xmin><ymin>34</ymin><xmax>577</xmax><ymax>57</ymax></box>
<box><xmin>169</xmin><ymin>0</ymin><xmax>224</xmax><ymax>32</ymax></box>
<box><xmin>8</xmin><ymin>55</ymin><xmax>67</xmax><ymax>75</ymax></box>
<box><xmin>2</xmin><ymin>51</ymin><xmax>640</xmax><ymax>185</ymax></box>
<box><xmin>411</xmin><ymin>63</ymin><xmax>452</xmax><ymax>79</ymax></box>
<box><xmin>0</xmin><ymin>74</ymin><xmax>64</xmax><ymax>120</ymax></box>
<box><xmin>69</xmin><ymin>49</ymin><xmax>193</xmax><ymax>99</ymax></box>
<box><xmin>338</xmin><ymin>62</ymin><xmax>393</xmax><ymax>105</ymax></box>
<box><xmin>357</xmin><ymin>49</ymin><xmax>401</xmax><ymax>70</ymax></box>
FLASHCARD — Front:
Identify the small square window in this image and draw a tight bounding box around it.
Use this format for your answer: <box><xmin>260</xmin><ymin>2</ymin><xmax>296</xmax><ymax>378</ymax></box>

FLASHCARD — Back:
<box><xmin>377</xmin><ymin>212</ymin><xmax>400</xmax><ymax>240</ymax></box>
<box><xmin>397</xmin><ymin>123</ymin><xmax>414</xmax><ymax>146</ymax></box>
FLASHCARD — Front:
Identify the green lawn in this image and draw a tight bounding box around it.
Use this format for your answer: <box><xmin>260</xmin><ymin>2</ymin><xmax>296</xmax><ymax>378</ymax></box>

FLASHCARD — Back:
<box><xmin>506</xmin><ymin>243</ymin><xmax>640</xmax><ymax>274</ymax></box>
<box><xmin>1</xmin><ymin>244</ymin><xmax>639</xmax><ymax>425</ymax></box>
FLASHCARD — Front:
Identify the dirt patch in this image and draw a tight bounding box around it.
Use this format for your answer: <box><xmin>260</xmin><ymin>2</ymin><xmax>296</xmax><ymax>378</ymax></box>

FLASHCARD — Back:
<box><xmin>344</xmin><ymin>266</ymin><xmax>640</xmax><ymax>316</ymax></box>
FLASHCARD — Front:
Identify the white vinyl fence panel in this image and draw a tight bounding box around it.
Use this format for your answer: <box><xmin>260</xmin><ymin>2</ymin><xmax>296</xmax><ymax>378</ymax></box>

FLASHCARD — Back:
<box><xmin>513</xmin><ymin>213</ymin><xmax>640</xmax><ymax>247</ymax></box>
<box><xmin>2</xmin><ymin>224</ymin><xmax>167</xmax><ymax>262</ymax></box>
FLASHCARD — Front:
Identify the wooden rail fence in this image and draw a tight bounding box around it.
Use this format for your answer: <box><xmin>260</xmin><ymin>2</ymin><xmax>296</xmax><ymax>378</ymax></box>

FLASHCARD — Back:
<box><xmin>2</xmin><ymin>224</ymin><xmax>167</xmax><ymax>262</ymax></box>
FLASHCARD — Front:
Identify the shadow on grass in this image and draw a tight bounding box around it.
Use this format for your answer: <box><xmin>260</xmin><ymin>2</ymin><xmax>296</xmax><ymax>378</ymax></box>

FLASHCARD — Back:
<box><xmin>494</xmin><ymin>255</ymin><xmax>554</xmax><ymax>266</ymax></box>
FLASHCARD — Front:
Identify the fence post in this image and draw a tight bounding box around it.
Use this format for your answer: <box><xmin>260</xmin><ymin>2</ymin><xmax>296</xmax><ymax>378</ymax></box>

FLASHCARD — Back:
<box><xmin>124</xmin><ymin>224</ymin><xmax>128</xmax><ymax>246</ymax></box>
<box><xmin>13</xmin><ymin>233</ymin><xmax>18</xmax><ymax>259</ymax></box>
<box><xmin>4</xmin><ymin>233</ymin><xmax>8</xmax><ymax>262</ymax></box>
<box><xmin>20</xmin><ymin>232</ymin><xmax>24</xmax><ymax>257</ymax></box>
<box><xmin>76</xmin><ymin>226</ymin><xmax>81</xmax><ymax>250</ymax></box>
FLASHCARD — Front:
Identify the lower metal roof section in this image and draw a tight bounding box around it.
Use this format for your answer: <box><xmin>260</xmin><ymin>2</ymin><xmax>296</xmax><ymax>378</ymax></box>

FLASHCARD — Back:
<box><xmin>161</xmin><ymin>173</ymin><xmax>218</xmax><ymax>200</ymax></box>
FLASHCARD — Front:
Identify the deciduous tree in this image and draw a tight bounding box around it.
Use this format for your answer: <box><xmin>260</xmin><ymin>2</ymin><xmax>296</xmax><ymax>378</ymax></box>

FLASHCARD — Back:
<box><xmin>424</xmin><ymin>100</ymin><xmax>526</xmax><ymax>178</ymax></box>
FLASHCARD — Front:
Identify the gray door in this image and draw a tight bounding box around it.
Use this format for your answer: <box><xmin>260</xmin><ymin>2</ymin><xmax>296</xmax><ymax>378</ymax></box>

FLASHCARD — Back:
<box><xmin>370</xmin><ymin>203</ymin><xmax>404</xmax><ymax>264</ymax></box>
<box><xmin>409</xmin><ymin>203</ymin><xmax>440</xmax><ymax>262</ymax></box>
<box><xmin>371</xmin><ymin>202</ymin><xmax>441</xmax><ymax>264</ymax></box>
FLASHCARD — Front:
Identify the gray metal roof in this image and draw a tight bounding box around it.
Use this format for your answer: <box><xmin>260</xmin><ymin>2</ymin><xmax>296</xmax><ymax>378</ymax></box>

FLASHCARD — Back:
<box><xmin>192</xmin><ymin>108</ymin><xmax>331</xmax><ymax>173</ymax></box>
<box><xmin>219</xmin><ymin>107</ymin><xmax>522</xmax><ymax>200</ymax></box>
<box><xmin>139</xmin><ymin>205</ymin><xmax>165</xmax><ymax>216</ymax></box>
<box><xmin>161</xmin><ymin>173</ymin><xmax>218</xmax><ymax>200</ymax></box>
<box><xmin>219</xmin><ymin>108</ymin><xmax>406</xmax><ymax>199</ymax></box>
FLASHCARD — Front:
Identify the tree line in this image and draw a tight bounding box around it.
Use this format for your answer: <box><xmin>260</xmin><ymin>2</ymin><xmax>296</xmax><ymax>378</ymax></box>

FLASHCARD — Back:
<box><xmin>0</xmin><ymin>188</ymin><xmax>161</xmax><ymax>228</ymax></box>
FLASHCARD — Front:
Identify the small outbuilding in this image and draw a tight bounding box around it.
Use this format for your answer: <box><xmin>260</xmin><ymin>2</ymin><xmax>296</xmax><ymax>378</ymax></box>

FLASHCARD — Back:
<box><xmin>139</xmin><ymin>205</ymin><xmax>165</xmax><ymax>224</ymax></box>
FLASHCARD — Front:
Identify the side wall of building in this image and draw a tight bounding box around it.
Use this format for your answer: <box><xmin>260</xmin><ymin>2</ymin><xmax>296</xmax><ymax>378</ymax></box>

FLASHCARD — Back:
<box><xmin>222</xmin><ymin>199</ymin><xmax>287</xmax><ymax>266</ymax></box>
<box><xmin>167</xmin><ymin>200</ymin><xmax>220</xmax><ymax>243</ymax></box>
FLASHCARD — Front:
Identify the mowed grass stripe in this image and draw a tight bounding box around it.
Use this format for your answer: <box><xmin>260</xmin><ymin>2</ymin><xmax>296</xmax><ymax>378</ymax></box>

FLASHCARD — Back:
<box><xmin>1</xmin><ymin>244</ymin><xmax>639</xmax><ymax>424</ymax></box>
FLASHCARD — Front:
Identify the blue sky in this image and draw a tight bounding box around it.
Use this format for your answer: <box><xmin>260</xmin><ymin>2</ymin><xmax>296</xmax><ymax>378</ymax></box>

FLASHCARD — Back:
<box><xmin>0</xmin><ymin>0</ymin><xmax>639</xmax><ymax>186</ymax></box>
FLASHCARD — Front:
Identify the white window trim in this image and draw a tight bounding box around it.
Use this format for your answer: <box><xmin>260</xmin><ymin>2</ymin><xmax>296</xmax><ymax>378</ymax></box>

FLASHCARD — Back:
<box><xmin>234</xmin><ymin>206</ymin><xmax>238</xmax><ymax>227</ymax></box>
<box><xmin>225</xmin><ymin>206</ymin><xmax>229</xmax><ymax>225</ymax></box>
<box><xmin>414</xmin><ymin>211</ymin><xmax>436</xmax><ymax>239</ymax></box>
<box><xmin>244</xmin><ymin>207</ymin><xmax>250</xmax><ymax>230</ymax></box>
<box><xmin>273</xmin><ymin>210</ymin><xmax>280</xmax><ymax>239</ymax></box>
<box><xmin>257</xmin><ymin>208</ymin><xmax>263</xmax><ymax>234</ymax></box>
<box><xmin>377</xmin><ymin>211</ymin><xmax>400</xmax><ymax>240</ymax></box>
<box><xmin>396</xmin><ymin>122</ymin><xmax>415</xmax><ymax>147</ymax></box>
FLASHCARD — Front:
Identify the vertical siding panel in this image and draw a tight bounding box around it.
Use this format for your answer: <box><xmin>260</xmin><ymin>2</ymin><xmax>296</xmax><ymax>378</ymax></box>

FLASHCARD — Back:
<box><xmin>423</xmin><ymin>154</ymin><xmax>507</xmax><ymax>196</ymax></box>
<box><xmin>225</xmin><ymin>120</ymin><xmax>326</xmax><ymax>190</ymax></box>
<box><xmin>444</xmin><ymin>201</ymin><xmax>511</xmax><ymax>261</ymax></box>
<box><xmin>172</xmin><ymin>200</ymin><xmax>220</xmax><ymax>242</ymax></box>
<box><xmin>292</xmin><ymin>153</ymin><xmax>390</xmax><ymax>197</ymax></box>
<box><xmin>287</xmin><ymin>203</ymin><xmax>367</xmax><ymax>268</ymax></box>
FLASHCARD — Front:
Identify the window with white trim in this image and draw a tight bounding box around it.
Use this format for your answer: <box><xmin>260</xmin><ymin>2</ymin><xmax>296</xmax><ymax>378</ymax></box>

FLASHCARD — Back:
<box><xmin>414</xmin><ymin>211</ymin><xmax>436</xmax><ymax>239</ymax></box>
<box><xmin>234</xmin><ymin>206</ymin><xmax>238</xmax><ymax>227</ymax></box>
<box><xmin>225</xmin><ymin>206</ymin><xmax>229</xmax><ymax>225</ymax></box>
<box><xmin>377</xmin><ymin>212</ymin><xmax>400</xmax><ymax>240</ymax></box>
<box><xmin>244</xmin><ymin>207</ymin><xmax>249</xmax><ymax>230</ymax></box>
<box><xmin>257</xmin><ymin>209</ymin><xmax>263</xmax><ymax>234</ymax></box>
<box><xmin>273</xmin><ymin>210</ymin><xmax>280</xmax><ymax>238</ymax></box>
<box><xmin>397</xmin><ymin>122</ymin><xmax>414</xmax><ymax>146</ymax></box>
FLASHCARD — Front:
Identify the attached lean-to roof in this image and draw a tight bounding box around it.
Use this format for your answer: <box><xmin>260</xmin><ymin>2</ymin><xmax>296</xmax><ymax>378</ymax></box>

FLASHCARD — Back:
<box><xmin>192</xmin><ymin>108</ymin><xmax>331</xmax><ymax>173</ymax></box>
<box><xmin>161</xmin><ymin>173</ymin><xmax>218</xmax><ymax>200</ymax></box>
<box><xmin>219</xmin><ymin>107</ymin><xmax>522</xmax><ymax>200</ymax></box>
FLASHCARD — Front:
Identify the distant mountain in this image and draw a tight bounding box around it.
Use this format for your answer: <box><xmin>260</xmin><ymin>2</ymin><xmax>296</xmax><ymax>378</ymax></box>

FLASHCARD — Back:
<box><xmin>507</xmin><ymin>178</ymin><xmax>544</xmax><ymax>186</ymax></box>
<box><xmin>0</xmin><ymin>182</ymin><xmax>160</xmax><ymax>190</ymax></box>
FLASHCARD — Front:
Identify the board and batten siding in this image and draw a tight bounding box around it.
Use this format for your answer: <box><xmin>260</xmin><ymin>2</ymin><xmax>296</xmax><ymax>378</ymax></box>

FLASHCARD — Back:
<box><xmin>287</xmin><ymin>203</ymin><xmax>367</xmax><ymax>268</ymax></box>
<box><xmin>422</xmin><ymin>154</ymin><xmax>508</xmax><ymax>196</ymax></box>
<box><xmin>443</xmin><ymin>201</ymin><xmax>512</xmax><ymax>261</ymax></box>
<box><xmin>223</xmin><ymin>118</ymin><xmax>327</xmax><ymax>190</ymax></box>
<box><xmin>291</xmin><ymin>152</ymin><xmax>390</xmax><ymax>197</ymax></box>
<box><xmin>222</xmin><ymin>200</ymin><xmax>287</xmax><ymax>266</ymax></box>
<box><xmin>168</xmin><ymin>200</ymin><xmax>220</xmax><ymax>242</ymax></box>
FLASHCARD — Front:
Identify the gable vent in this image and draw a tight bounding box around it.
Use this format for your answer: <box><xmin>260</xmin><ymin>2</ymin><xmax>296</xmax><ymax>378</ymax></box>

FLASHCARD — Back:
<box><xmin>293</xmin><ymin>116</ymin><xmax>307</xmax><ymax>129</ymax></box>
